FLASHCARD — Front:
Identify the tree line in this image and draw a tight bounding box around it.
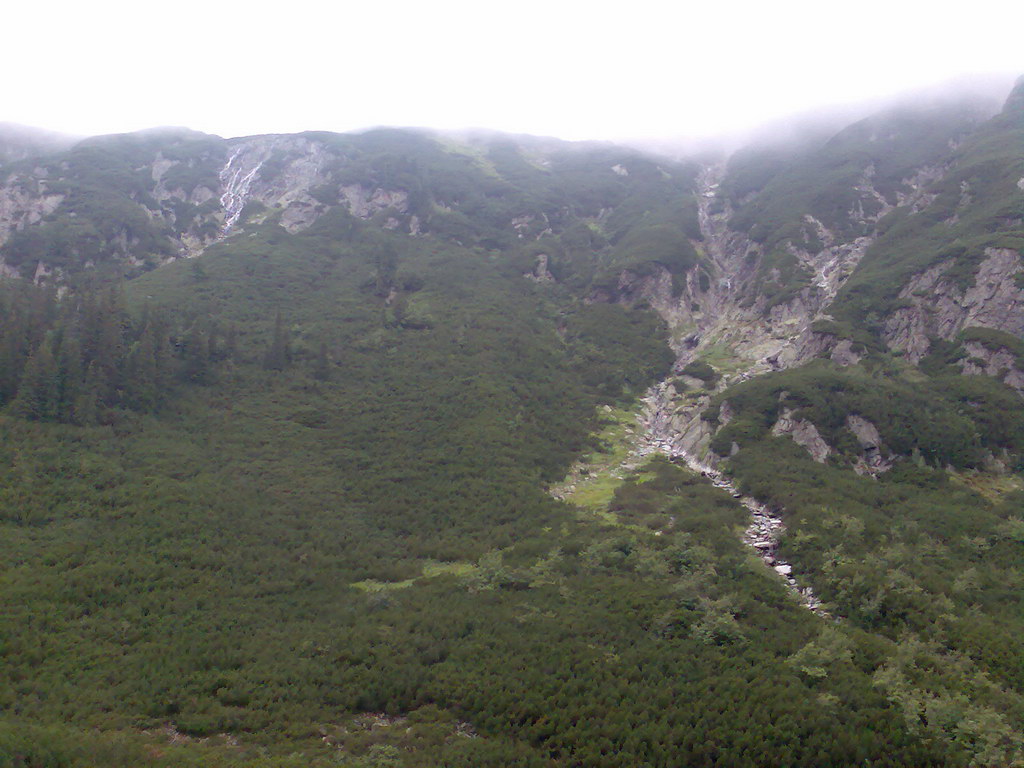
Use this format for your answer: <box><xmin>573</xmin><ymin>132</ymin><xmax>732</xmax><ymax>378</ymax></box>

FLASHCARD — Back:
<box><xmin>0</xmin><ymin>282</ymin><xmax>235</xmax><ymax>424</ymax></box>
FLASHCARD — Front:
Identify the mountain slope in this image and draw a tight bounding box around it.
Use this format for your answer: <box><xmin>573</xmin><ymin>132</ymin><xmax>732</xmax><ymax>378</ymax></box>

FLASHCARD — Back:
<box><xmin>626</xmin><ymin>77</ymin><xmax>1024</xmax><ymax>767</ymax></box>
<box><xmin>0</xmin><ymin>79</ymin><xmax>1022</xmax><ymax>767</ymax></box>
<box><xmin>0</xmin><ymin>128</ymin><xmax>704</xmax><ymax>287</ymax></box>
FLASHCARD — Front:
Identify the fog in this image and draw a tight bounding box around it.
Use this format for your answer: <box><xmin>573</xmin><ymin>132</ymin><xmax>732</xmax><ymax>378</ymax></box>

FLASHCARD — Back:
<box><xmin>632</xmin><ymin>72</ymin><xmax>1020</xmax><ymax>158</ymax></box>
<box><xmin>4</xmin><ymin>0</ymin><xmax>1022</xmax><ymax>145</ymax></box>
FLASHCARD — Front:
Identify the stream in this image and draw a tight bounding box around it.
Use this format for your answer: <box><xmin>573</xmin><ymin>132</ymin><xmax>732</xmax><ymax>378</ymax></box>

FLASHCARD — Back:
<box><xmin>638</xmin><ymin>382</ymin><xmax>827</xmax><ymax>614</ymax></box>
<box><xmin>629</xmin><ymin>166</ymin><xmax>830</xmax><ymax>615</ymax></box>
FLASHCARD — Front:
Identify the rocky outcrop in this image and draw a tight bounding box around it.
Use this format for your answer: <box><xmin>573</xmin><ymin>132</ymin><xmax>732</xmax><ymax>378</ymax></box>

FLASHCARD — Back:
<box><xmin>895</xmin><ymin>163</ymin><xmax>946</xmax><ymax>213</ymax></box>
<box><xmin>829</xmin><ymin>339</ymin><xmax>862</xmax><ymax>367</ymax></box>
<box><xmin>0</xmin><ymin>140</ymin><xmax>230</xmax><ymax>268</ymax></box>
<box><xmin>0</xmin><ymin>255</ymin><xmax>18</xmax><ymax>279</ymax></box>
<box><xmin>961</xmin><ymin>250</ymin><xmax>1024</xmax><ymax>331</ymax></box>
<box><xmin>340</xmin><ymin>185</ymin><xmax>409</xmax><ymax>220</ymax></box>
<box><xmin>147</xmin><ymin>154</ymin><xmax>224</xmax><ymax>257</ymax></box>
<box><xmin>524</xmin><ymin>253</ymin><xmax>555</xmax><ymax>283</ymax></box>
<box><xmin>884</xmin><ymin>249</ymin><xmax>1024</xmax><ymax>362</ymax></box>
<box><xmin>846</xmin><ymin>415</ymin><xmax>893</xmax><ymax>475</ymax></box>
<box><xmin>624</xmin><ymin>164</ymin><xmax>883</xmax><ymax>378</ymax></box>
<box><xmin>0</xmin><ymin>176</ymin><xmax>64</xmax><ymax>248</ymax></box>
<box><xmin>960</xmin><ymin>341</ymin><xmax>1024</xmax><ymax>393</ymax></box>
<box><xmin>637</xmin><ymin>386</ymin><xmax>828</xmax><ymax>614</ymax></box>
<box><xmin>851</xmin><ymin>166</ymin><xmax>895</xmax><ymax>225</ymax></box>
<box><xmin>218</xmin><ymin>136</ymin><xmax>338</xmax><ymax>235</ymax></box>
<box><xmin>771</xmin><ymin>408</ymin><xmax>832</xmax><ymax>462</ymax></box>
<box><xmin>790</xmin><ymin>222</ymin><xmax>873</xmax><ymax>303</ymax></box>
<box><xmin>213</xmin><ymin>137</ymin><xmax>421</xmax><ymax>238</ymax></box>
<box><xmin>640</xmin><ymin>381</ymin><xmax>719</xmax><ymax>467</ymax></box>
<box><xmin>605</xmin><ymin>266</ymin><xmax>677</xmax><ymax>314</ymax></box>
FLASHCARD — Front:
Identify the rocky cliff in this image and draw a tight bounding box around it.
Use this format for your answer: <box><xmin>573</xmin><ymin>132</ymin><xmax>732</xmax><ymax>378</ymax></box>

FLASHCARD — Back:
<box><xmin>610</xmin><ymin>80</ymin><xmax>1024</xmax><ymax>469</ymax></box>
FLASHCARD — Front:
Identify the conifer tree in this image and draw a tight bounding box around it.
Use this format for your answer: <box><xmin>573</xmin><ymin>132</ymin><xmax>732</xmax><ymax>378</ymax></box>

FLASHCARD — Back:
<box><xmin>73</xmin><ymin>361</ymin><xmax>102</xmax><ymax>425</ymax></box>
<box><xmin>56</xmin><ymin>329</ymin><xmax>85</xmax><ymax>422</ymax></box>
<box><xmin>11</xmin><ymin>336</ymin><xmax>60</xmax><ymax>420</ymax></box>
<box><xmin>127</xmin><ymin>322</ymin><xmax>164</xmax><ymax>409</ymax></box>
<box><xmin>179</xmin><ymin>324</ymin><xmax>210</xmax><ymax>383</ymax></box>
<box><xmin>314</xmin><ymin>339</ymin><xmax>331</xmax><ymax>381</ymax></box>
<box><xmin>262</xmin><ymin>312</ymin><xmax>290</xmax><ymax>371</ymax></box>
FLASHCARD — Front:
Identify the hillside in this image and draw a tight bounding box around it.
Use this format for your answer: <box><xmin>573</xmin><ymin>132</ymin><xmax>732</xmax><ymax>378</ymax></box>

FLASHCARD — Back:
<box><xmin>0</xmin><ymin>78</ymin><xmax>1022</xmax><ymax>767</ymax></box>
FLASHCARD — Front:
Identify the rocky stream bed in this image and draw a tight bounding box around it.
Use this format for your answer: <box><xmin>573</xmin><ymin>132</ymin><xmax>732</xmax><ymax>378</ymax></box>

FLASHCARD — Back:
<box><xmin>636</xmin><ymin>384</ymin><xmax>829</xmax><ymax>615</ymax></box>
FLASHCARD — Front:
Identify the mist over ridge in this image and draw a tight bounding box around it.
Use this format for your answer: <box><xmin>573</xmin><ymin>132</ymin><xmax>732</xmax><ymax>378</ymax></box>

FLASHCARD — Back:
<box><xmin>2</xmin><ymin>71</ymin><xmax>1019</xmax><ymax>165</ymax></box>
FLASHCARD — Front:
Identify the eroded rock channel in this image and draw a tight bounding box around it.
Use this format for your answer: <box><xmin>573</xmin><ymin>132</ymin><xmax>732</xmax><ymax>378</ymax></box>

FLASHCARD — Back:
<box><xmin>637</xmin><ymin>382</ymin><xmax>828</xmax><ymax>615</ymax></box>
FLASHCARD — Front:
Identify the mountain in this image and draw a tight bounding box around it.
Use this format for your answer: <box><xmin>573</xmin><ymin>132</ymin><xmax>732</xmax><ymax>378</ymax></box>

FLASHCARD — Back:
<box><xmin>0</xmin><ymin>123</ymin><xmax>76</xmax><ymax>165</ymax></box>
<box><xmin>0</xmin><ymin>78</ymin><xmax>1021</xmax><ymax>767</ymax></box>
<box><xmin>0</xmin><ymin>127</ymin><xmax>703</xmax><ymax>284</ymax></box>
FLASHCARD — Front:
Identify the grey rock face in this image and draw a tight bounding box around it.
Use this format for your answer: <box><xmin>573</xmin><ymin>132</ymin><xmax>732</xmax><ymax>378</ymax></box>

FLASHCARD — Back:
<box><xmin>846</xmin><ymin>414</ymin><xmax>882</xmax><ymax>451</ymax></box>
<box><xmin>960</xmin><ymin>341</ymin><xmax>1024</xmax><ymax>393</ymax></box>
<box><xmin>524</xmin><ymin>253</ymin><xmax>555</xmax><ymax>283</ymax></box>
<box><xmin>0</xmin><ymin>177</ymin><xmax>64</xmax><ymax>249</ymax></box>
<box><xmin>895</xmin><ymin>163</ymin><xmax>946</xmax><ymax>212</ymax></box>
<box><xmin>884</xmin><ymin>249</ymin><xmax>1024</xmax><ymax>362</ymax></box>
<box><xmin>829</xmin><ymin>339</ymin><xmax>862</xmax><ymax>367</ymax></box>
<box><xmin>339</xmin><ymin>184</ymin><xmax>409</xmax><ymax>220</ymax></box>
<box><xmin>846</xmin><ymin>415</ymin><xmax>893</xmax><ymax>474</ymax></box>
<box><xmin>771</xmin><ymin>408</ymin><xmax>832</xmax><ymax>463</ymax></box>
<box><xmin>219</xmin><ymin>136</ymin><xmax>337</xmax><ymax>235</ymax></box>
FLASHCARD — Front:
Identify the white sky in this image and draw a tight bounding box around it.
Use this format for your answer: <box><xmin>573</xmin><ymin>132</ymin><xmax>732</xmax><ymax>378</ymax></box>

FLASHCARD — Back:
<box><xmin>4</xmin><ymin>0</ymin><xmax>1022</xmax><ymax>142</ymax></box>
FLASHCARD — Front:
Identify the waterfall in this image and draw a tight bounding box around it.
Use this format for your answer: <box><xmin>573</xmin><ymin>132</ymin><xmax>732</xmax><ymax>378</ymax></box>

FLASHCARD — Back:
<box><xmin>219</xmin><ymin>146</ymin><xmax>264</xmax><ymax>234</ymax></box>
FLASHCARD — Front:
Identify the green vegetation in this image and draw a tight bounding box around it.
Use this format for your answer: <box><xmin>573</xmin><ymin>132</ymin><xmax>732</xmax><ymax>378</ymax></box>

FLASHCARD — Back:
<box><xmin>722</xmin><ymin>439</ymin><xmax>1024</xmax><ymax>765</ymax></box>
<box><xmin>960</xmin><ymin>326</ymin><xmax>1024</xmax><ymax>367</ymax></box>
<box><xmin>680</xmin><ymin>359</ymin><xmax>719</xmax><ymax>386</ymax></box>
<box><xmin>550</xmin><ymin>405</ymin><xmax>645</xmax><ymax>510</ymax></box>
<box><xmin>0</xmin><ymin>184</ymin><xmax>989</xmax><ymax>767</ymax></box>
<box><xmin>683</xmin><ymin>85</ymin><xmax>1024</xmax><ymax>760</ymax></box>
<box><xmin>2</xmin><ymin>87</ymin><xmax>1023</xmax><ymax>767</ymax></box>
<box><xmin>698</xmin><ymin>345</ymin><xmax>1024</xmax><ymax>764</ymax></box>
<box><xmin>830</xmin><ymin>82</ymin><xmax>1024</xmax><ymax>327</ymax></box>
<box><xmin>0</xmin><ymin>282</ymin><xmax>226</xmax><ymax>425</ymax></box>
<box><xmin>705</xmin><ymin>359</ymin><xmax>1024</xmax><ymax>467</ymax></box>
<box><xmin>1</xmin><ymin>129</ymin><xmax>225</xmax><ymax>276</ymax></box>
<box><xmin>0</xmin><ymin>203</ymin><xmax>698</xmax><ymax>767</ymax></box>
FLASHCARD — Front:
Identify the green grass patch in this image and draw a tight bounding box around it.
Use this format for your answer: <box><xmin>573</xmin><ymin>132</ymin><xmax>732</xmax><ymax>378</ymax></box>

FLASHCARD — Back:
<box><xmin>551</xmin><ymin>405</ymin><xmax>646</xmax><ymax>510</ymax></box>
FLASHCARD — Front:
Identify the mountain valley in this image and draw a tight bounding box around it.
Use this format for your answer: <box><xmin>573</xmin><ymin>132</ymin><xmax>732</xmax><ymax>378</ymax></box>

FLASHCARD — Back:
<box><xmin>0</xmin><ymin>77</ymin><xmax>1022</xmax><ymax>767</ymax></box>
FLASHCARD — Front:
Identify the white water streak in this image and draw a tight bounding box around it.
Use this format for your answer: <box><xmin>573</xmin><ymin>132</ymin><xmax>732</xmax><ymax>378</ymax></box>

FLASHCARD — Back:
<box><xmin>219</xmin><ymin>147</ymin><xmax>264</xmax><ymax>233</ymax></box>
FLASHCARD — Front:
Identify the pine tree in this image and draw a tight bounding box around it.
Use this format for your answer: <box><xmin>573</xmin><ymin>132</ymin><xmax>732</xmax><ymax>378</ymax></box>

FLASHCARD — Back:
<box><xmin>179</xmin><ymin>324</ymin><xmax>210</xmax><ymax>383</ymax></box>
<box><xmin>127</xmin><ymin>321</ymin><xmax>165</xmax><ymax>408</ymax></box>
<box><xmin>73</xmin><ymin>361</ymin><xmax>102</xmax><ymax>425</ymax></box>
<box><xmin>56</xmin><ymin>329</ymin><xmax>85</xmax><ymax>422</ymax></box>
<box><xmin>90</xmin><ymin>289</ymin><xmax>128</xmax><ymax>405</ymax></box>
<box><xmin>262</xmin><ymin>312</ymin><xmax>290</xmax><ymax>371</ymax></box>
<box><xmin>224</xmin><ymin>323</ymin><xmax>239</xmax><ymax>361</ymax></box>
<box><xmin>11</xmin><ymin>336</ymin><xmax>60</xmax><ymax>421</ymax></box>
<box><xmin>314</xmin><ymin>339</ymin><xmax>331</xmax><ymax>381</ymax></box>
